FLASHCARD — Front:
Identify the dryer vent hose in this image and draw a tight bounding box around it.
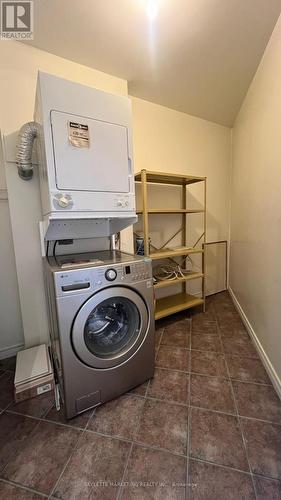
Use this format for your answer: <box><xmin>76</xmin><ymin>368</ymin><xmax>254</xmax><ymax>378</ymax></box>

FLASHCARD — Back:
<box><xmin>16</xmin><ymin>121</ymin><xmax>38</xmax><ymax>180</ymax></box>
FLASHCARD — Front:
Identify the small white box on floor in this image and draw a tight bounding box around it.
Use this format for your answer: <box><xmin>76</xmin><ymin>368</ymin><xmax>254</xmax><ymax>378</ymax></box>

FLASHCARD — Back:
<box><xmin>14</xmin><ymin>345</ymin><xmax>54</xmax><ymax>402</ymax></box>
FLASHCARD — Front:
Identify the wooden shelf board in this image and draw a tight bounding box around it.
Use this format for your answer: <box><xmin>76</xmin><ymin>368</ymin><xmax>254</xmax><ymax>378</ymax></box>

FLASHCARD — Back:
<box><xmin>154</xmin><ymin>272</ymin><xmax>204</xmax><ymax>289</ymax></box>
<box><xmin>135</xmin><ymin>170</ymin><xmax>205</xmax><ymax>186</ymax></box>
<box><xmin>150</xmin><ymin>247</ymin><xmax>204</xmax><ymax>260</ymax></box>
<box><xmin>136</xmin><ymin>209</ymin><xmax>204</xmax><ymax>214</ymax></box>
<box><xmin>155</xmin><ymin>292</ymin><xmax>204</xmax><ymax>320</ymax></box>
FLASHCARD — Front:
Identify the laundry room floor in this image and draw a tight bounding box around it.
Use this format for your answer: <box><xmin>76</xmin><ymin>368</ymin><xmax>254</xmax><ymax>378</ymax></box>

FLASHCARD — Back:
<box><xmin>0</xmin><ymin>291</ymin><xmax>281</xmax><ymax>499</ymax></box>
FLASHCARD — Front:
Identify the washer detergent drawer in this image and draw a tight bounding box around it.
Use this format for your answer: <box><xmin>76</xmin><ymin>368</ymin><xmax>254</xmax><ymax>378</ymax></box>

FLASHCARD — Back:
<box><xmin>51</xmin><ymin>110</ymin><xmax>130</xmax><ymax>193</ymax></box>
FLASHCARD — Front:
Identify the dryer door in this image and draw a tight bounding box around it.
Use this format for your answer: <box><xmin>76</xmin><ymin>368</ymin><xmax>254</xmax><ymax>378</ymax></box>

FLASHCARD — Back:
<box><xmin>51</xmin><ymin>111</ymin><xmax>130</xmax><ymax>193</ymax></box>
<box><xmin>72</xmin><ymin>286</ymin><xmax>149</xmax><ymax>369</ymax></box>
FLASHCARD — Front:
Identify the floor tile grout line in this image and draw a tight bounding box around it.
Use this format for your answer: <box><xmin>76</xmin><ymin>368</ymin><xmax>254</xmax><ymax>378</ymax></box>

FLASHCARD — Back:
<box><xmin>130</xmin><ymin>439</ymin><xmax>189</xmax><ymax>460</ymax></box>
<box><xmin>190</xmin><ymin>347</ymin><xmax>259</xmax><ymax>359</ymax></box>
<box><xmin>117</xmin><ymin>382</ymin><xmax>159</xmax><ymax>500</ymax></box>
<box><xmin>189</xmin><ymin>456</ymin><xmax>255</xmax><ymax>477</ymax></box>
<box><xmin>0</xmin><ymin>368</ymin><xmax>15</xmax><ymax>376</ymax></box>
<box><xmin>83</xmin><ymin>407</ymin><xmax>96</xmax><ymax>431</ymax></box>
<box><xmin>186</xmin><ymin>319</ymin><xmax>192</xmax><ymax>500</ymax></box>
<box><xmin>43</xmin><ymin>397</ymin><xmax>59</xmax><ymax>419</ymax></box>
<box><xmin>194</xmin><ymin>304</ymin><xmax>257</xmax><ymax>484</ymax></box>
<box><xmin>138</xmin><ymin>382</ymin><xmax>150</xmax><ymax>399</ymax></box>
<box><xmin>73</xmin><ymin>416</ymin><xmax>191</xmax><ymax>461</ymax></box>
<box><xmin>145</xmin><ymin>393</ymin><xmax>189</xmax><ymax>407</ymax></box>
<box><xmin>190</xmin><ymin>404</ymin><xmax>237</xmax><ymax>418</ymax></box>
<box><xmin>0</xmin><ymin>478</ymin><xmax>49</xmax><ymax>498</ymax></box>
<box><xmin>48</xmin><ymin>408</ymin><xmax>95</xmax><ymax>499</ymax></box>
<box><xmin>192</xmin><ymin>330</ymin><xmax>219</xmax><ymax>336</ymax></box>
<box><xmin>155</xmin><ymin>365</ymin><xmax>190</xmax><ymax>375</ymax></box>
<box><xmin>213</xmin><ymin>297</ymin><xmax>258</xmax><ymax>498</ymax></box>
<box><xmin>149</xmin><ymin>325</ymin><xmax>166</xmax><ymax>396</ymax></box>
<box><xmin>118</xmin><ymin>384</ymin><xmax>149</xmax><ymax>500</ymax></box>
<box><xmin>190</xmin><ymin>371</ymin><xmax>271</xmax><ymax>387</ymax></box>
<box><xmin>237</xmin><ymin>415</ymin><xmax>258</xmax><ymax>500</ymax></box>
<box><xmin>238</xmin><ymin>414</ymin><xmax>281</xmax><ymax>426</ymax></box>
<box><xmin>223</xmin><ymin>377</ymin><xmax>272</xmax><ymax>387</ymax></box>
<box><xmin>5</xmin><ymin>397</ymin><xmax>281</xmax><ymax>430</ymax></box>
<box><xmin>144</xmin><ymin>325</ymin><xmax>166</xmax><ymax>399</ymax></box>
<box><xmin>161</xmin><ymin>344</ymin><xmax>191</xmax><ymax>350</ymax></box>
<box><xmin>78</xmin><ymin>409</ymin><xmax>281</xmax><ymax>452</ymax></box>
<box><xmin>220</xmin><ymin>352</ymin><xmax>263</xmax><ymax>359</ymax></box>
<box><xmin>158</xmin><ymin>345</ymin><xmax>191</xmax><ymax>351</ymax></box>
<box><xmin>155</xmin><ymin>327</ymin><xmax>165</xmax><ymax>357</ymax></box>
<box><xmin>151</xmin><ymin>365</ymin><xmax>191</xmax><ymax>378</ymax></box>
<box><xmin>232</xmin><ymin>405</ymin><xmax>258</xmax><ymax>499</ymax></box>
<box><xmin>224</xmin><ymin>337</ymin><xmax>258</xmax><ymax>500</ymax></box>
<box><xmin>116</xmin><ymin>442</ymin><xmax>134</xmax><ymax>500</ymax></box>
<box><xmin>189</xmin><ymin>405</ymin><xmax>281</xmax><ymax>426</ymax></box>
<box><xmin>0</xmin><ymin>414</ymin><xmax>45</xmax><ymax>479</ymax></box>
<box><xmin>251</xmin><ymin>472</ymin><xmax>281</xmax><ymax>483</ymax></box>
<box><xmin>4</xmin><ymin>408</ymin><xmax>90</xmax><ymax>430</ymax></box>
<box><xmin>69</xmin><ymin>426</ymin><xmax>134</xmax><ymax>445</ymax></box>
<box><xmin>157</xmin><ymin>350</ymin><xmax>271</xmax><ymax>386</ymax></box>
<box><xmin>1</xmin><ymin>400</ymin><xmax>14</xmax><ymax>413</ymax></box>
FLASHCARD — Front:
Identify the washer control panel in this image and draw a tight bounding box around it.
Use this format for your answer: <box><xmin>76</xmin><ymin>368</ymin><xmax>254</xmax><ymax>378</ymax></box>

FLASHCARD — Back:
<box><xmin>123</xmin><ymin>262</ymin><xmax>151</xmax><ymax>281</ymax></box>
<box><xmin>55</xmin><ymin>259</ymin><xmax>152</xmax><ymax>296</ymax></box>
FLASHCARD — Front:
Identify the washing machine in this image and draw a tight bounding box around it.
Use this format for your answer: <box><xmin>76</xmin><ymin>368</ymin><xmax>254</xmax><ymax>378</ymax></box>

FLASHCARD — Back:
<box><xmin>44</xmin><ymin>250</ymin><xmax>155</xmax><ymax>419</ymax></box>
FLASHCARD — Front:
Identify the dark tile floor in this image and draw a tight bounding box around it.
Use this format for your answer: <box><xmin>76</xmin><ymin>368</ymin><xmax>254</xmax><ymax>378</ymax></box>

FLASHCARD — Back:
<box><xmin>0</xmin><ymin>291</ymin><xmax>281</xmax><ymax>499</ymax></box>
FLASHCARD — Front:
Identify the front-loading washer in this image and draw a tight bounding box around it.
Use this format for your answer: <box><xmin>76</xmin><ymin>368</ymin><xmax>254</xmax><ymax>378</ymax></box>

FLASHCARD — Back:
<box><xmin>44</xmin><ymin>250</ymin><xmax>155</xmax><ymax>419</ymax></box>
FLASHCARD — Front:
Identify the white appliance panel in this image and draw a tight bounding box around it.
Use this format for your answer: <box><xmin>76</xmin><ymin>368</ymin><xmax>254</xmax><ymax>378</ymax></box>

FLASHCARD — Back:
<box><xmin>34</xmin><ymin>72</ymin><xmax>137</xmax><ymax>238</ymax></box>
<box><xmin>51</xmin><ymin>111</ymin><xmax>130</xmax><ymax>193</ymax></box>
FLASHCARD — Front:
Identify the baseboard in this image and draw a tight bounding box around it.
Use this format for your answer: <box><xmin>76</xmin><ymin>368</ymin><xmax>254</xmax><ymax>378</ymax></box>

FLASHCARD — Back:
<box><xmin>0</xmin><ymin>343</ymin><xmax>24</xmax><ymax>360</ymax></box>
<box><xmin>228</xmin><ymin>287</ymin><xmax>281</xmax><ymax>400</ymax></box>
<box><xmin>206</xmin><ymin>287</ymin><xmax>227</xmax><ymax>297</ymax></box>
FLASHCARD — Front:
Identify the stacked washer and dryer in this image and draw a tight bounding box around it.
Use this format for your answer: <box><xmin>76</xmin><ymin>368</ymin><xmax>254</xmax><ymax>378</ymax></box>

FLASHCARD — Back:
<box><xmin>18</xmin><ymin>72</ymin><xmax>154</xmax><ymax>419</ymax></box>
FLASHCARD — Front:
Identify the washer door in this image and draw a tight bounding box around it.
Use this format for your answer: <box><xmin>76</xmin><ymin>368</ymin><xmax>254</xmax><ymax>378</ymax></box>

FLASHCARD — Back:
<box><xmin>72</xmin><ymin>287</ymin><xmax>149</xmax><ymax>369</ymax></box>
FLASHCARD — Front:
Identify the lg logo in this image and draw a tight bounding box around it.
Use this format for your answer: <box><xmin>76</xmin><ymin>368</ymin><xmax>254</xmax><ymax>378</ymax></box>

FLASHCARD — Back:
<box><xmin>1</xmin><ymin>1</ymin><xmax>33</xmax><ymax>39</ymax></box>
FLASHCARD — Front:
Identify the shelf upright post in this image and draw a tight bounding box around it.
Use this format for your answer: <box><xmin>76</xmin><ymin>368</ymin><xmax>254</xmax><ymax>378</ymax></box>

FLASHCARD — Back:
<box><xmin>141</xmin><ymin>169</ymin><xmax>150</xmax><ymax>256</ymax></box>
<box><xmin>181</xmin><ymin>182</ymin><xmax>187</xmax><ymax>295</ymax></box>
<box><xmin>202</xmin><ymin>177</ymin><xmax>207</xmax><ymax>312</ymax></box>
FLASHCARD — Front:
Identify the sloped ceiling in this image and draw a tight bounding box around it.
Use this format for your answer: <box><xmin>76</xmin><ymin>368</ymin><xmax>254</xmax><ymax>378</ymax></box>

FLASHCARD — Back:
<box><xmin>25</xmin><ymin>0</ymin><xmax>281</xmax><ymax>126</ymax></box>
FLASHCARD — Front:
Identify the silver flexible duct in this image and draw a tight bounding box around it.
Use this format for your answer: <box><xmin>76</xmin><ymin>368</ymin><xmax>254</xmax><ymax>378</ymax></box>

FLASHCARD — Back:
<box><xmin>16</xmin><ymin>122</ymin><xmax>38</xmax><ymax>180</ymax></box>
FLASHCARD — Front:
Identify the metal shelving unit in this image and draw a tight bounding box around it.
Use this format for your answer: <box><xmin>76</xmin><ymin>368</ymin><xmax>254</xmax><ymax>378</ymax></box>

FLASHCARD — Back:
<box><xmin>135</xmin><ymin>169</ymin><xmax>207</xmax><ymax>320</ymax></box>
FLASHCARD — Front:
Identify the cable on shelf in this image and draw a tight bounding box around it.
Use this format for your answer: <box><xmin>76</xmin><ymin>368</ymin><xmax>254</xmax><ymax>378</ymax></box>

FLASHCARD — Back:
<box><xmin>153</xmin><ymin>263</ymin><xmax>195</xmax><ymax>283</ymax></box>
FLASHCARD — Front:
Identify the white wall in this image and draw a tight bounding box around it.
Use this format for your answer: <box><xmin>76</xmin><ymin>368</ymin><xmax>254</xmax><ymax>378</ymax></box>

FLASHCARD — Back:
<box><xmin>0</xmin><ymin>41</ymin><xmax>128</xmax><ymax>351</ymax></box>
<box><xmin>131</xmin><ymin>97</ymin><xmax>231</xmax><ymax>296</ymax></box>
<box><xmin>230</xmin><ymin>15</ymin><xmax>281</xmax><ymax>385</ymax></box>
<box><xmin>0</xmin><ymin>126</ymin><xmax>24</xmax><ymax>359</ymax></box>
<box><xmin>0</xmin><ymin>190</ymin><xmax>24</xmax><ymax>358</ymax></box>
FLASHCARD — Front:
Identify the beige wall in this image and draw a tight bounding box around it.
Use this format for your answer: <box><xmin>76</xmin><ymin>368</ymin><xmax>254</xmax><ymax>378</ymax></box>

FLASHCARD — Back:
<box><xmin>230</xmin><ymin>15</ymin><xmax>281</xmax><ymax>387</ymax></box>
<box><xmin>0</xmin><ymin>41</ymin><xmax>127</xmax><ymax>138</ymax></box>
<box><xmin>131</xmin><ymin>97</ymin><xmax>231</xmax><ymax>296</ymax></box>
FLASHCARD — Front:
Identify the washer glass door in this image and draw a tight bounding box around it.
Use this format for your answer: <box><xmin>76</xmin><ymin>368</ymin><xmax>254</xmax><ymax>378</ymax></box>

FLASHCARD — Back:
<box><xmin>84</xmin><ymin>296</ymin><xmax>140</xmax><ymax>358</ymax></box>
<box><xmin>72</xmin><ymin>287</ymin><xmax>149</xmax><ymax>369</ymax></box>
